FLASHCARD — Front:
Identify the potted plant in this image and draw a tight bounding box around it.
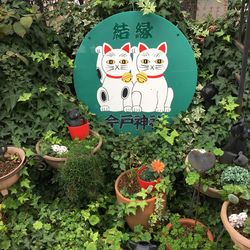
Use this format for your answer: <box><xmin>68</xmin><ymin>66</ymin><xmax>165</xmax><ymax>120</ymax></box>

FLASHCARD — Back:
<box><xmin>115</xmin><ymin>165</ymin><xmax>172</xmax><ymax>230</ymax></box>
<box><xmin>185</xmin><ymin>148</ymin><xmax>222</xmax><ymax>198</ymax></box>
<box><xmin>137</xmin><ymin>160</ymin><xmax>165</xmax><ymax>190</ymax></box>
<box><xmin>36</xmin><ymin>129</ymin><xmax>102</xmax><ymax>168</ymax></box>
<box><xmin>65</xmin><ymin>108</ymin><xmax>90</xmax><ymax>140</ymax></box>
<box><xmin>185</xmin><ymin>148</ymin><xmax>250</xmax><ymax>199</ymax></box>
<box><xmin>165</xmin><ymin>214</ymin><xmax>214</xmax><ymax>250</ymax></box>
<box><xmin>0</xmin><ymin>145</ymin><xmax>25</xmax><ymax>196</ymax></box>
<box><xmin>220</xmin><ymin>189</ymin><xmax>250</xmax><ymax>249</ymax></box>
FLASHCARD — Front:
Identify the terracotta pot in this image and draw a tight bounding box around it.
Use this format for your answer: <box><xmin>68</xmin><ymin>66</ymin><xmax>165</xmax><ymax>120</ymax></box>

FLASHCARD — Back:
<box><xmin>221</xmin><ymin>201</ymin><xmax>250</xmax><ymax>250</ymax></box>
<box><xmin>36</xmin><ymin>130</ymin><xmax>102</xmax><ymax>168</ymax></box>
<box><xmin>185</xmin><ymin>166</ymin><xmax>221</xmax><ymax>199</ymax></box>
<box><xmin>166</xmin><ymin>218</ymin><xmax>214</xmax><ymax>250</ymax></box>
<box><xmin>115</xmin><ymin>168</ymin><xmax>166</xmax><ymax>230</ymax></box>
<box><xmin>0</xmin><ymin>147</ymin><xmax>25</xmax><ymax>196</ymax></box>
<box><xmin>137</xmin><ymin>166</ymin><xmax>160</xmax><ymax>190</ymax></box>
<box><xmin>67</xmin><ymin>120</ymin><xmax>90</xmax><ymax>140</ymax></box>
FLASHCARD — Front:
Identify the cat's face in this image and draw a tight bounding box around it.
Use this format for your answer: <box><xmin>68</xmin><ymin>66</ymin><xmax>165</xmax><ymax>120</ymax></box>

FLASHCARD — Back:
<box><xmin>136</xmin><ymin>42</ymin><xmax>168</xmax><ymax>76</ymax></box>
<box><xmin>101</xmin><ymin>43</ymin><xmax>132</xmax><ymax>76</ymax></box>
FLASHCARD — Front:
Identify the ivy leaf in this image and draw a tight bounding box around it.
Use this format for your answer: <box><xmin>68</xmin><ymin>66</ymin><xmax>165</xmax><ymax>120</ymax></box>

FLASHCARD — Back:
<box><xmin>0</xmin><ymin>24</ymin><xmax>13</xmax><ymax>35</ymax></box>
<box><xmin>86</xmin><ymin>242</ymin><xmax>97</xmax><ymax>250</ymax></box>
<box><xmin>13</xmin><ymin>22</ymin><xmax>26</xmax><ymax>38</ymax></box>
<box><xmin>88</xmin><ymin>215</ymin><xmax>100</xmax><ymax>226</ymax></box>
<box><xmin>25</xmin><ymin>148</ymin><xmax>35</xmax><ymax>157</ymax></box>
<box><xmin>20</xmin><ymin>179</ymin><xmax>30</xmax><ymax>189</ymax></box>
<box><xmin>213</xmin><ymin>147</ymin><xmax>224</xmax><ymax>156</ymax></box>
<box><xmin>20</xmin><ymin>16</ymin><xmax>33</xmax><ymax>30</ymax></box>
<box><xmin>33</xmin><ymin>220</ymin><xmax>43</xmax><ymax>230</ymax></box>
<box><xmin>18</xmin><ymin>93</ymin><xmax>32</xmax><ymax>102</ymax></box>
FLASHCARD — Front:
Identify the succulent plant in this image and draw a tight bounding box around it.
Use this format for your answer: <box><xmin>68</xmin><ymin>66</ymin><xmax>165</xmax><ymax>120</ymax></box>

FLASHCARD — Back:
<box><xmin>228</xmin><ymin>194</ymin><xmax>239</xmax><ymax>204</ymax></box>
<box><xmin>221</xmin><ymin>166</ymin><xmax>250</xmax><ymax>186</ymax></box>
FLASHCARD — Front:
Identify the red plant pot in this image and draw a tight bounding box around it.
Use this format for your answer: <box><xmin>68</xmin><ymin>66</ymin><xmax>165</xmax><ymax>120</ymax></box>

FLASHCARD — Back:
<box><xmin>67</xmin><ymin>120</ymin><xmax>90</xmax><ymax>140</ymax></box>
<box><xmin>137</xmin><ymin>166</ymin><xmax>160</xmax><ymax>190</ymax></box>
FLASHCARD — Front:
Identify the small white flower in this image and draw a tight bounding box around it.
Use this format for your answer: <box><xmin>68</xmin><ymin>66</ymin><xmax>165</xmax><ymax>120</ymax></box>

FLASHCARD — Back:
<box><xmin>58</xmin><ymin>146</ymin><xmax>68</xmax><ymax>154</ymax></box>
<box><xmin>51</xmin><ymin>144</ymin><xmax>68</xmax><ymax>155</ymax></box>
<box><xmin>228</xmin><ymin>212</ymin><xmax>248</xmax><ymax>228</ymax></box>
<box><xmin>51</xmin><ymin>144</ymin><xmax>61</xmax><ymax>152</ymax></box>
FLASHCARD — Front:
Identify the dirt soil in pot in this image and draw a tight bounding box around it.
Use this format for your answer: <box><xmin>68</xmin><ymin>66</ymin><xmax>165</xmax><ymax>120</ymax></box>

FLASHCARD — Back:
<box><xmin>0</xmin><ymin>153</ymin><xmax>21</xmax><ymax>177</ymax></box>
<box><xmin>228</xmin><ymin>202</ymin><xmax>250</xmax><ymax>239</ymax></box>
<box><xmin>118</xmin><ymin>170</ymin><xmax>154</xmax><ymax>199</ymax></box>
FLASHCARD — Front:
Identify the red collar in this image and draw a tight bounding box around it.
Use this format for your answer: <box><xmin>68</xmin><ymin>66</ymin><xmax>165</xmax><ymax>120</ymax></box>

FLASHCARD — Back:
<box><xmin>147</xmin><ymin>74</ymin><xmax>164</xmax><ymax>78</ymax></box>
<box><xmin>106</xmin><ymin>74</ymin><xmax>122</xmax><ymax>79</ymax></box>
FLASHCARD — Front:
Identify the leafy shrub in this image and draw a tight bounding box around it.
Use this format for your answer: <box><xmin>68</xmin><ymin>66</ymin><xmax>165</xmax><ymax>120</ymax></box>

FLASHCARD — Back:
<box><xmin>58</xmin><ymin>152</ymin><xmax>106</xmax><ymax>205</ymax></box>
<box><xmin>0</xmin><ymin>0</ymin><xmax>80</xmax><ymax>146</ymax></box>
<box><xmin>221</xmin><ymin>166</ymin><xmax>250</xmax><ymax>186</ymax></box>
<box><xmin>244</xmin><ymin>217</ymin><xmax>250</xmax><ymax>235</ymax></box>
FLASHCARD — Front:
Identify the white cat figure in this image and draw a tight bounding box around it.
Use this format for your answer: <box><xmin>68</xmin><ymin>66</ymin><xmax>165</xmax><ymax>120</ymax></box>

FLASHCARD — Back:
<box><xmin>95</xmin><ymin>43</ymin><xmax>133</xmax><ymax>112</ymax></box>
<box><xmin>131</xmin><ymin>42</ymin><xmax>174</xmax><ymax>112</ymax></box>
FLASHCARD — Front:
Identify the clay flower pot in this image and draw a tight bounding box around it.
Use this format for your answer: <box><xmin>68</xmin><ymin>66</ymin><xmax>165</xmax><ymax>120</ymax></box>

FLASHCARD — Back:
<box><xmin>36</xmin><ymin>130</ymin><xmax>102</xmax><ymax>168</ymax></box>
<box><xmin>137</xmin><ymin>166</ymin><xmax>160</xmax><ymax>191</ymax></box>
<box><xmin>0</xmin><ymin>146</ymin><xmax>25</xmax><ymax>196</ymax></box>
<box><xmin>67</xmin><ymin>120</ymin><xmax>90</xmax><ymax>141</ymax></box>
<box><xmin>115</xmin><ymin>168</ymin><xmax>166</xmax><ymax>230</ymax></box>
<box><xmin>221</xmin><ymin>201</ymin><xmax>250</xmax><ymax>250</ymax></box>
<box><xmin>166</xmin><ymin>218</ymin><xmax>214</xmax><ymax>250</ymax></box>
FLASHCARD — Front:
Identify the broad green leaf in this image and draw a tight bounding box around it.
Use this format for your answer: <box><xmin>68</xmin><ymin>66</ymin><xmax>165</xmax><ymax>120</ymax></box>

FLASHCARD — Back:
<box><xmin>13</xmin><ymin>22</ymin><xmax>26</xmax><ymax>38</ymax></box>
<box><xmin>0</xmin><ymin>24</ymin><xmax>13</xmax><ymax>35</ymax></box>
<box><xmin>20</xmin><ymin>16</ymin><xmax>33</xmax><ymax>30</ymax></box>
<box><xmin>86</xmin><ymin>242</ymin><xmax>97</xmax><ymax>250</ymax></box>
<box><xmin>89</xmin><ymin>215</ymin><xmax>100</xmax><ymax>226</ymax></box>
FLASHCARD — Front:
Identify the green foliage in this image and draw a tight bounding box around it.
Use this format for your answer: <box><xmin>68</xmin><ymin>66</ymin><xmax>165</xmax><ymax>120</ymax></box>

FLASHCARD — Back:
<box><xmin>0</xmin><ymin>1</ymin><xmax>40</xmax><ymax>39</ymax></box>
<box><xmin>221</xmin><ymin>166</ymin><xmax>250</xmax><ymax>186</ymax></box>
<box><xmin>39</xmin><ymin>130</ymin><xmax>98</xmax><ymax>157</ymax></box>
<box><xmin>243</xmin><ymin>217</ymin><xmax>250</xmax><ymax>236</ymax></box>
<box><xmin>136</xmin><ymin>0</ymin><xmax>156</xmax><ymax>15</ymax></box>
<box><xmin>219</xmin><ymin>96</ymin><xmax>239</xmax><ymax>121</ymax></box>
<box><xmin>155</xmin><ymin>115</ymin><xmax>179</xmax><ymax>145</ymax></box>
<box><xmin>228</xmin><ymin>194</ymin><xmax>239</xmax><ymax>204</ymax></box>
<box><xmin>164</xmin><ymin>214</ymin><xmax>216</xmax><ymax>250</ymax></box>
<box><xmin>140</xmin><ymin>167</ymin><xmax>159</xmax><ymax>181</ymax></box>
<box><xmin>186</xmin><ymin>171</ymin><xmax>200</xmax><ymax>186</ymax></box>
<box><xmin>57</xmin><ymin>152</ymin><xmax>106</xmax><ymax>205</ymax></box>
<box><xmin>0</xmin><ymin>1</ymin><xmax>247</xmax><ymax>250</ymax></box>
<box><xmin>220</xmin><ymin>185</ymin><xmax>250</xmax><ymax>201</ymax></box>
<box><xmin>0</xmin><ymin>0</ymin><xmax>79</xmax><ymax>146</ymax></box>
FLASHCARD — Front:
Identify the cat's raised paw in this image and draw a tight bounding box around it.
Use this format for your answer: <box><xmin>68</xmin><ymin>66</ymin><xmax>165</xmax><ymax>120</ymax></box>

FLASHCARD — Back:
<box><xmin>136</xmin><ymin>72</ymin><xmax>148</xmax><ymax>84</ymax></box>
<box><xmin>122</xmin><ymin>72</ymin><xmax>132</xmax><ymax>83</ymax></box>
<box><xmin>132</xmin><ymin>106</ymin><xmax>142</xmax><ymax>112</ymax></box>
<box><xmin>124</xmin><ymin>106</ymin><xmax>132</xmax><ymax>112</ymax></box>
<box><xmin>100</xmin><ymin>105</ymin><xmax>110</xmax><ymax>111</ymax></box>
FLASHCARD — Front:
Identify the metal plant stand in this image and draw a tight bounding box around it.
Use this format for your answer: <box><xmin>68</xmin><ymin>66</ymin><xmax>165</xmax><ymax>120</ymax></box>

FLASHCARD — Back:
<box><xmin>235</xmin><ymin>0</ymin><xmax>250</xmax><ymax>113</ymax></box>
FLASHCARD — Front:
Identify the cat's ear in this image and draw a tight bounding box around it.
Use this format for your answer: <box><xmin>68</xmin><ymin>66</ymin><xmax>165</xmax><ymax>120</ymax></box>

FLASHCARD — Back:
<box><xmin>103</xmin><ymin>43</ymin><xmax>112</xmax><ymax>54</ymax></box>
<box><xmin>138</xmin><ymin>43</ymin><xmax>149</xmax><ymax>53</ymax></box>
<box><xmin>121</xmin><ymin>43</ymin><xmax>131</xmax><ymax>53</ymax></box>
<box><xmin>157</xmin><ymin>42</ymin><xmax>167</xmax><ymax>53</ymax></box>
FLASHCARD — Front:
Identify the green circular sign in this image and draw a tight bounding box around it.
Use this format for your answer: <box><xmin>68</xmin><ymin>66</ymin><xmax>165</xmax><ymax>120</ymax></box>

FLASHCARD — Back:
<box><xmin>74</xmin><ymin>11</ymin><xmax>197</xmax><ymax>134</ymax></box>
